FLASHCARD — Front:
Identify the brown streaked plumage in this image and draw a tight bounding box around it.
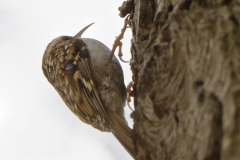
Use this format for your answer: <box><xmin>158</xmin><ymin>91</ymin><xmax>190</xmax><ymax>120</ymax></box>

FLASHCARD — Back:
<box><xmin>42</xmin><ymin>24</ymin><xmax>137</xmax><ymax>159</ymax></box>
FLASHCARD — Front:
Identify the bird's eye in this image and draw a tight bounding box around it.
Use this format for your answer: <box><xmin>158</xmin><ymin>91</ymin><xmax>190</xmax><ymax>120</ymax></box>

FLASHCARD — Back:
<box><xmin>61</xmin><ymin>36</ymin><xmax>69</xmax><ymax>40</ymax></box>
<box><xmin>65</xmin><ymin>60</ymin><xmax>75</xmax><ymax>70</ymax></box>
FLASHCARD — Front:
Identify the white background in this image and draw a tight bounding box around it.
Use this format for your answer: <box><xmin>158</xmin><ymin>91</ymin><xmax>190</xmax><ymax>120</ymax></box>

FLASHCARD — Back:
<box><xmin>0</xmin><ymin>0</ymin><xmax>133</xmax><ymax>159</ymax></box>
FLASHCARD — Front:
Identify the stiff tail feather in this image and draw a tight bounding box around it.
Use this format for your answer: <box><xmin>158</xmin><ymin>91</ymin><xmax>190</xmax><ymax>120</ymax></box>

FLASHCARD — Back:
<box><xmin>110</xmin><ymin>113</ymin><xmax>137</xmax><ymax>160</ymax></box>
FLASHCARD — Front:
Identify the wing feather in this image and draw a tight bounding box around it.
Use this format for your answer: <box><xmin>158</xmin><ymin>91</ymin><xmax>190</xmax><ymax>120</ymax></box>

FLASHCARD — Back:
<box><xmin>69</xmin><ymin>39</ymin><xmax>111</xmax><ymax>131</ymax></box>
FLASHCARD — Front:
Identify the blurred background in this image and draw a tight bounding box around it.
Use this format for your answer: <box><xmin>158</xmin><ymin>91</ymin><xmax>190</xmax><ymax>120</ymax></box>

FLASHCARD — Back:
<box><xmin>0</xmin><ymin>0</ymin><xmax>133</xmax><ymax>159</ymax></box>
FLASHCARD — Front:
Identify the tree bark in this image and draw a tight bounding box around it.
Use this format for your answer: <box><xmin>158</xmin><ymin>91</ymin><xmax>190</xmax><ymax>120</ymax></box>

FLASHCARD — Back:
<box><xmin>119</xmin><ymin>0</ymin><xmax>240</xmax><ymax>160</ymax></box>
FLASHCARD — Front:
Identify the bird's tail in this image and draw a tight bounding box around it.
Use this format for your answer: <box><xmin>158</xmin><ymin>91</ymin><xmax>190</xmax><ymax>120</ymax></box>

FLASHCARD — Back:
<box><xmin>110</xmin><ymin>113</ymin><xmax>137</xmax><ymax>160</ymax></box>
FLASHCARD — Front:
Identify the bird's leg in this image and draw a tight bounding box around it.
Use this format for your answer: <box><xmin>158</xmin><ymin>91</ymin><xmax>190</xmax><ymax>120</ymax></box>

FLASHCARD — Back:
<box><xmin>109</xmin><ymin>14</ymin><xmax>133</xmax><ymax>63</ymax></box>
<box><xmin>126</xmin><ymin>81</ymin><xmax>134</xmax><ymax>111</ymax></box>
<box><xmin>117</xmin><ymin>41</ymin><xmax>130</xmax><ymax>63</ymax></box>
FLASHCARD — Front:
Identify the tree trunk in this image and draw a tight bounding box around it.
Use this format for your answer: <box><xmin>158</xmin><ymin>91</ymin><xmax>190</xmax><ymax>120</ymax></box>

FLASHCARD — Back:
<box><xmin>119</xmin><ymin>0</ymin><xmax>240</xmax><ymax>160</ymax></box>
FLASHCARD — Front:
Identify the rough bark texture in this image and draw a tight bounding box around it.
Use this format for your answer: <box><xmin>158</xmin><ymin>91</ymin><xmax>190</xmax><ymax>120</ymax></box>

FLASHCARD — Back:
<box><xmin>119</xmin><ymin>0</ymin><xmax>240</xmax><ymax>160</ymax></box>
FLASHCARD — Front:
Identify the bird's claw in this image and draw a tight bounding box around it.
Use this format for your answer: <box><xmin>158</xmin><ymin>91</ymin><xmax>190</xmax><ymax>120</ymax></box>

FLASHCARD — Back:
<box><xmin>109</xmin><ymin>14</ymin><xmax>133</xmax><ymax>63</ymax></box>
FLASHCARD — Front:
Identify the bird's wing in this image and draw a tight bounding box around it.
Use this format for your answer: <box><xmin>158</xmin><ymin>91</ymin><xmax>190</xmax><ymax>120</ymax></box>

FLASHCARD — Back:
<box><xmin>67</xmin><ymin>39</ymin><xmax>111</xmax><ymax>131</ymax></box>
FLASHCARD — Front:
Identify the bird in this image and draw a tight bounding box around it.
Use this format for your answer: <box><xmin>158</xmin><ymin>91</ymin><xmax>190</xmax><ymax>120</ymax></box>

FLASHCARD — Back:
<box><xmin>42</xmin><ymin>23</ymin><xmax>137</xmax><ymax>159</ymax></box>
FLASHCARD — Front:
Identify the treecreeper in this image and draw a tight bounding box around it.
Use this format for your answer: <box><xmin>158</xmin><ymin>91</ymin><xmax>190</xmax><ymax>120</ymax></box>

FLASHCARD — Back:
<box><xmin>42</xmin><ymin>23</ymin><xmax>137</xmax><ymax>159</ymax></box>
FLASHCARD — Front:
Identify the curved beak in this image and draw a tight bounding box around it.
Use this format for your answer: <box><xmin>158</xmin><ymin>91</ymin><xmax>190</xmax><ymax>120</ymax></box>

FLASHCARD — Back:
<box><xmin>74</xmin><ymin>22</ymin><xmax>94</xmax><ymax>38</ymax></box>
